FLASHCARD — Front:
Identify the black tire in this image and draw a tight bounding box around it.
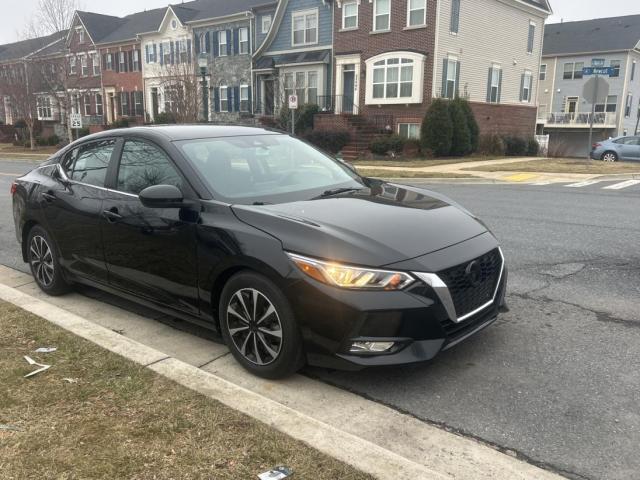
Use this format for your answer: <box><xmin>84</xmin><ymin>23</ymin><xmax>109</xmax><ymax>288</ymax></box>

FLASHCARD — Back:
<box><xmin>26</xmin><ymin>225</ymin><xmax>72</xmax><ymax>296</ymax></box>
<box><xmin>219</xmin><ymin>271</ymin><xmax>304</xmax><ymax>379</ymax></box>
<box><xmin>601</xmin><ymin>151</ymin><xmax>618</xmax><ymax>162</ymax></box>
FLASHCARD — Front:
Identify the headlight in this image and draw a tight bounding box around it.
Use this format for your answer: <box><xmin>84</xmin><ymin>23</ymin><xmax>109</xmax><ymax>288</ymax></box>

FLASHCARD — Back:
<box><xmin>286</xmin><ymin>253</ymin><xmax>414</xmax><ymax>290</ymax></box>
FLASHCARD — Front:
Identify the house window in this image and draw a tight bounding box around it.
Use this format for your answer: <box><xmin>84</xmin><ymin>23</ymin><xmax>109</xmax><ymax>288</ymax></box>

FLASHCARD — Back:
<box><xmin>133</xmin><ymin>50</ymin><xmax>140</xmax><ymax>71</ymax></box>
<box><xmin>595</xmin><ymin>95</ymin><xmax>618</xmax><ymax>113</ymax></box>
<box><xmin>240</xmin><ymin>85</ymin><xmax>250</xmax><ymax>112</ymax></box>
<box><xmin>407</xmin><ymin>0</ymin><xmax>426</xmax><ymax>27</ymax></box>
<box><xmin>292</xmin><ymin>9</ymin><xmax>318</xmax><ymax>46</ymax></box>
<box><xmin>119</xmin><ymin>52</ymin><xmax>127</xmax><ymax>72</ymax></box>
<box><xmin>84</xmin><ymin>94</ymin><xmax>91</xmax><ymax>115</ymax></box>
<box><xmin>219</xmin><ymin>31</ymin><xmax>228</xmax><ymax>56</ymax></box>
<box><xmin>37</xmin><ymin>96</ymin><xmax>53</xmax><ymax>120</ymax></box>
<box><xmin>163</xmin><ymin>41</ymin><xmax>172</xmax><ymax>64</ymax></box>
<box><xmin>179</xmin><ymin>39</ymin><xmax>189</xmax><ymax>63</ymax></box>
<box><xmin>295</xmin><ymin>72</ymin><xmax>306</xmax><ymax>102</ymax></box>
<box><xmin>69</xmin><ymin>56</ymin><xmax>76</xmax><ymax>75</ymax></box>
<box><xmin>134</xmin><ymin>91</ymin><xmax>143</xmax><ymax>116</ymax></box>
<box><xmin>120</xmin><ymin>92</ymin><xmax>129</xmax><ymax>116</ymax></box>
<box><xmin>610</xmin><ymin>60</ymin><xmax>621</xmax><ymax>77</ymax></box>
<box><xmin>539</xmin><ymin>64</ymin><xmax>547</xmax><ymax>81</ymax></box>
<box><xmin>450</xmin><ymin>0</ymin><xmax>460</xmax><ymax>34</ymax></box>
<box><xmin>444</xmin><ymin>57</ymin><xmax>458</xmax><ymax>99</ymax></box>
<box><xmin>239</xmin><ymin>27</ymin><xmax>249</xmax><ymax>54</ymax></box>
<box><xmin>93</xmin><ymin>54</ymin><xmax>100</xmax><ymax>75</ymax></box>
<box><xmin>78</xmin><ymin>29</ymin><xmax>84</xmax><ymax>44</ymax></box>
<box><xmin>521</xmin><ymin>71</ymin><xmax>532</xmax><ymax>102</ymax></box>
<box><xmin>398</xmin><ymin>123</ymin><xmax>420</xmax><ymax>139</ymax></box>
<box><xmin>81</xmin><ymin>56</ymin><xmax>88</xmax><ymax>76</ymax></box>
<box><xmin>220</xmin><ymin>85</ymin><xmax>228</xmax><ymax>112</ymax></box>
<box><xmin>488</xmin><ymin>65</ymin><xmax>501</xmax><ymax>103</ymax></box>
<box><xmin>632</xmin><ymin>61</ymin><xmax>636</xmax><ymax>81</ymax></box>
<box><xmin>373</xmin><ymin>58</ymin><xmax>413</xmax><ymax>99</ymax></box>
<box><xmin>199</xmin><ymin>33</ymin><xmax>207</xmax><ymax>53</ymax></box>
<box><xmin>342</xmin><ymin>1</ymin><xmax>358</xmax><ymax>29</ymax></box>
<box><xmin>147</xmin><ymin>43</ymin><xmax>157</xmax><ymax>63</ymax></box>
<box><xmin>563</xmin><ymin>62</ymin><xmax>583</xmax><ymax>80</ymax></box>
<box><xmin>626</xmin><ymin>94</ymin><xmax>633</xmax><ymax>117</ymax></box>
<box><xmin>373</xmin><ymin>0</ymin><xmax>390</xmax><ymax>32</ymax></box>
<box><xmin>95</xmin><ymin>93</ymin><xmax>103</xmax><ymax>116</ymax></box>
<box><xmin>308</xmin><ymin>71</ymin><xmax>318</xmax><ymax>105</ymax></box>
<box><xmin>284</xmin><ymin>73</ymin><xmax>294</xmax><ymax>100</ymax></box>
<box><xmin>527</xmin><ymin>22</ymin><xmax>536</xmax><ymax>54</ymax></box>
<box><xmin>262</xmin><ymin>15</ymin><xmax>272</xmax><ymax>34</ymax></box>
<box><xmin>573</xmin><ymin>62</ymin><xmax>584</xmax><ymax>79</ymax></box>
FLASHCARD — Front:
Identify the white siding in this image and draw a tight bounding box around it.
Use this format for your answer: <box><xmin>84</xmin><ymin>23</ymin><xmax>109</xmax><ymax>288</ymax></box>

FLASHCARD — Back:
<box><xmin>434</xmin><ymin>0</ymin><xmax>547</xmax><ymax>105</ymax></box>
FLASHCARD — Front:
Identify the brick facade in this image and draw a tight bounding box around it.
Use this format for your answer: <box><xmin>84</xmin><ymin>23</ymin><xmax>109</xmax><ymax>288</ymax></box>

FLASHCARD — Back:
<box><xmin>99</xmin><ymin>43</ymin><xmax>145</xmax><ymax>125</ymax></box>
<box><xmin>469</xmin><ymin>102</ymin><xmax>538</xmax><ymax>137</ymax></box>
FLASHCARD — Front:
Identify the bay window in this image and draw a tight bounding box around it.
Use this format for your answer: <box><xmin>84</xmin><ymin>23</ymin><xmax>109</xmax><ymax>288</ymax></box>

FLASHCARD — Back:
<box><xmin>366</xmin><ymin>52</ymin><xmax>425</xmax><ymax>105</ymax></box>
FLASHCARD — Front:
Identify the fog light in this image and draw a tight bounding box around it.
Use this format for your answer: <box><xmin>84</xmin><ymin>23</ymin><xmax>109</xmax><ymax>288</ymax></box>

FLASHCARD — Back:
<box><xmin>350</xmin><ymin>341</ymin><xmax>395</xmax><ymax>354</ymax></box>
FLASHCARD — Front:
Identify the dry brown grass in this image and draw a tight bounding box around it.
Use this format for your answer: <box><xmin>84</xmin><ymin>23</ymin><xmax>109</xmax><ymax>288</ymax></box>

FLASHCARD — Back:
<box><xmin>351</xmin><ymin>156</ymin><xmax>501</xmax><ymax>168</ymax></box>
<box><xmin>0</xmin><ymin>301</ymin><xmax>372</xmax><ymax>480</ymax></box>
<box><xmin>357</xmin><ymin>168</ymin><xmax>476</xmax><ymax>179</ymax></box>
<box><xmin>464</xmin><ymin>158</ymin><xmax>640</xmax><ymax>174</ymax></box>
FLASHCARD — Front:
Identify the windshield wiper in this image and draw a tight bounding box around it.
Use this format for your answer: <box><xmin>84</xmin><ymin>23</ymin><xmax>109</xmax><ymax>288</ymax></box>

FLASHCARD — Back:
<box><xmin>319</xmin><ymin>187</ymin><xmax>362</xmax><ymax>198</ymax></box>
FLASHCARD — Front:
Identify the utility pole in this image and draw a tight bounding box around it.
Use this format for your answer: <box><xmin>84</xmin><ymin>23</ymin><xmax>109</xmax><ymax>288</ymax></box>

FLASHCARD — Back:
<box><xmin>587</xmin><ymin>71</ymin><xmax>598</xmax><ymax>161</ymax></box>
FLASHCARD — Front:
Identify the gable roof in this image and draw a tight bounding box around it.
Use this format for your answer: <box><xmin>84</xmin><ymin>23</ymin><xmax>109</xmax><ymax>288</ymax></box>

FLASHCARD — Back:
<box><xmin>520</xmin><ymin>0</ymin><xmax>551</xmax><ymax>13</ymax></box>
<box><xmin>97</xmin><ymin>8</ymin><xmax>167</xmax><ymax>44</ymax></box>
<box><xmin>75</xmin><ymin>11</ymin><xmax>125</xmax><ymax>44</ymax></box>
<box><xmin>176</xmin><ymin>0</ymin><xmax>274</xmax><ymax>24</ymax></box>
<box><xmin>0</xmin><ymin>30</ymin><xmax>67</xmax><ymax>63</ymax></box>
<box><xmin>544</xmin><ymin>15</ymin><xmax>640</xmax><ymax>56</ymax></box>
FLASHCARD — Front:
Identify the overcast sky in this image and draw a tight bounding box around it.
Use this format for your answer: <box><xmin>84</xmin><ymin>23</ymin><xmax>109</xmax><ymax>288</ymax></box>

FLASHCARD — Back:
<box><xmin>0</xmin><ymin>0</ymin><xmax>638</xmax><ymax>44</ymax></box>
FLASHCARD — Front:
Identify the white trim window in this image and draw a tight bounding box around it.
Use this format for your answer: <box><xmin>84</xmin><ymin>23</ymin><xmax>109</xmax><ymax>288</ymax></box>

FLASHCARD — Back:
<box><xmin>220</xmin><ymin>85</ymin><xmax>228</xmax><ymax>112</ymax></box>
<box><xmin>521</xmin><ymin>70</ymin><xmax>533</xmax><ymax>103</ymax></box>
<box><xmin>444</xmin><ymin>56</ymin><xmax>458</xmax><ymax>99</ymax></box>
<box><xmin>398</xmin><ymin>123</ymin><xmax>420</xmax><ymax>139</ymax></box>
<box><xmin>527</xmin><ymin>21</ymin><xmax>536</xmax><ymax>54</ymax></box>
<box><xmin>262</xmin><ymin>15</ymin><xmax>272</xmax><ymax>34</ymax></box>
<box><xmin>407</xmin><ymin>0</ymin><xmax>426</xmax><ymax>27</ymax></box>
<box><xmin>95</xmin><ymin>93</ymin><xmax>103</xmax><ymax>116</ymax></box>
<box><xmin>292</xmin><ymin>9</ymin><xmax>318</xmax><ymax>46</ymax></box>
<box><xmin>119</xmin><ymin>51</ymin><xmax>127</xmax><ymax>72</ymax></box>
<box><xmin>240</xmin><ymin>85</ymin><xmax>250</xmax><ymax>112</ymax></box>
<box><xmin>106</xmin><ymin>53</ymin><xmax>113</xmax><ymax>70</ymax></box>
<box><xmin>284</xmin><ymin>73</ymin><xmax>294</xmax><ymax>100</ymax></box>
<box><xmin>80</xmin><ymin>55</ymin><xmax>88</xmax><ymax>76</ymax></box>
<box><xmin>77</xmin><ymin>28</ymin><xmax>85</xmax><ymax>44</ymax></box>
<box><xmin>239</xmin><ymin>27</ymin><xmax>249</xmax><ymax>54</ymax></box>
<box><xmin>308</xmin><ymin>71</ymin><xmax>318</xmax><ymax>105</ymax></box>
<box><xmin>69</xmin><ymin>56</ymin><xmax>77</xmax><ymax>75</ymax></box>
<box><xmin>374</xmin><ymin>0</ymin><xmax>391</xmax><ymax>32</ymax></box>
<box><xmin>199</xmin><ymin>33</ymin><xmax>207</xmax><ymax>53</ymax></box>
<box><xmin>342</xmin><ymin>1</ymin><xmax>358</xmax><ymax>30</ymax></box>
<box><xmin>163</xmin><ymin>41</ymin><xmax>172</xmax><ymax>64</ymax></box>
<box><xmin>93</xmin><ymin>54</ymin><xmax>100</xmax><ymax>75</ymax></box>
<box><xmin>178</xmin><ymin>39</ymin><xmax>189</xmax><ymax>63</ymax></box>
<box><xmin>488</xmin><ymin>64</ymin><xmax>501</xmax><ymax>103</ymax></box>
<box><xmin>37</xmin><ymin>96</ymin><xmax>53</xmax><ymax>120</ymax></box>
<box><xmin>133</xmin><ymin>50</ymin><xmax>140</xmax><ymax>71</ymax></box>
<box><xmin>539</xmin><ymin>63</ymin><xmax>547</xmax><ymax>81</ymax></box>
<box><xmin>366</xmin><ymin>51</ymin><xmax>425</xmax><ymax>105</ymax></box>
<box><xmin>219</xmin><ymin>31</ymin><xmax>228</xmax><ymax>56</ymax></box>
<box><xmin>84</xmin><ymin>94</ymin><xmax>91</xmax><ymax>116</ymax></box>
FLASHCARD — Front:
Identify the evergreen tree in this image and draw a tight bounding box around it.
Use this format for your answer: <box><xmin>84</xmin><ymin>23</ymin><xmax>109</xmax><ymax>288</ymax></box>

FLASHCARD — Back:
<box><xmin>449</xmin><ymin>99</ymin><xmax>472</xmax><ymax>156</ymax></box>
<box><xmin>421</xmin><ymin>99</ymin><xmax>453</xmax><ymax>157</ymax></box>
<box><xmin>459</xmin><ymin>99</ymin><xmax>480</xmax><ymax>153</ymax></box>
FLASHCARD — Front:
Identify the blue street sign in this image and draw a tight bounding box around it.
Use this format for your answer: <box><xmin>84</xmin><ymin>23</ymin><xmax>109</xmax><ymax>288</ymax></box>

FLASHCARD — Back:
<box><xmin>583</xmin><ymin>67</ymin><xmax>615</xmax><ymax>76</ymax></box>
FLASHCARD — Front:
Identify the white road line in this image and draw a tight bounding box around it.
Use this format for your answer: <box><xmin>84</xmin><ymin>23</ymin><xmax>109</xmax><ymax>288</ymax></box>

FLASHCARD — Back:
<box><xmin>565</xmin><ymin>180</ymin><xmax>602</xmax><ymax>188</ymax></box>
<box><xmin>531</xmin><ymin>181</ymin><xmax>553</xmax><ymax>186</ymax></box>
<box><xmin>602</xmin><ymin>180</ymin><xmax>640</xmax><ymax>190</ymax></box>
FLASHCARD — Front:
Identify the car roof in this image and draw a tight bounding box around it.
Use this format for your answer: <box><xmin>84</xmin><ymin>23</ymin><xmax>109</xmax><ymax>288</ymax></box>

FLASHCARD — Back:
<box><xmin>79</xmin><ymin>125</ymin><xmax>285</xmax><ymax>143</ymax></box>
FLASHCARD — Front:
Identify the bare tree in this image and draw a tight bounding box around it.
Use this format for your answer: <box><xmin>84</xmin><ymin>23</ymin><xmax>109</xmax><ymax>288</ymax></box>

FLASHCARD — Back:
<box><xmin>0</xmin><ymin>62</ymin><xmax>39</xmax><ymax>149</ymax></box>
<box><xmin>158</xmin><ymin>61</ymin><xmax>202</xmax><ymax>124</ymax></box>
<box><xmin>23</xmin><ymin>0</ymin><xmax>83</xmax><ymax>38</ymax></box>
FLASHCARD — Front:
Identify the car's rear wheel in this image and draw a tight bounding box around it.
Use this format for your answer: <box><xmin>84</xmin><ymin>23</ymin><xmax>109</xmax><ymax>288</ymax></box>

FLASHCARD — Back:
<box><xmin>27</xmin><ymin>225</ymin><xmax>71</xmax><ymax>296</ymax></box>
<box><xmin>219</xmin><ymin>272</ymin><xmax>304</xmax><ymax>379</ymax></box>
<box><xmin>602</xmin><ymin>151</ymin><xmax>618</xmax><ymax>162</ymax></box>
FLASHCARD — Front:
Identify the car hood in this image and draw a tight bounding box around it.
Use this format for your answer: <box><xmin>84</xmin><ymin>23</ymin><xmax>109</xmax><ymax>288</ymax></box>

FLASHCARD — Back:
<box><xmin>231</xmin><ymin>183</ymin><xmax>487</xmax><ymax>267</ymax></box>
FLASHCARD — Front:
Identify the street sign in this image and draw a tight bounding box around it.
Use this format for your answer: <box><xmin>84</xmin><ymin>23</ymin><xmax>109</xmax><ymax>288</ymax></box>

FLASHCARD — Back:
<box><xmin>582</xmin><ymin>67</ymin><xmax>615</xmax><ymax>77</ymax></box>
<box><xmin>288</xmin><ymin>94</ymin><xmax>298</xmax><ymax>110</ymax></box>
<box><xmin>582</xmin><ymin>76</ymin><xmax>610</xmax><ymax>104</ymax></box>
<box><xmin>70</xmin><ymin>113</ymin><xmax>83</xmax><ymax>129</ymax></box>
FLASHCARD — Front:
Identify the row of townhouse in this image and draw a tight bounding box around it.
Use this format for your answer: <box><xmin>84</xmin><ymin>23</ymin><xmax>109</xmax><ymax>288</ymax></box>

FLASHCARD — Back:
<box><xmin>538</xmin><ymin>15</ymin><xmax>640</xmax><ymax>156</ymax></box>
<box><xmin>0</xmin><ymin>0</ymin><xmax>552</xmax><ymax>148</ymax></box>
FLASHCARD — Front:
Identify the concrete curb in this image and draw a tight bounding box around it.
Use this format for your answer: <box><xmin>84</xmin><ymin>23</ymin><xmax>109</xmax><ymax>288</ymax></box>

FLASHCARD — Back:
<box><xmin>0</xmin><ymin>281</ymin><xmax>566</xmax><ymax>480</ymax></box>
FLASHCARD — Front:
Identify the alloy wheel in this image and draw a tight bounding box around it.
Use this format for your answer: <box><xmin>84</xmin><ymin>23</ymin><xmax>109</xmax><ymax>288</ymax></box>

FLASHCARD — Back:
<box><xmin>30</xmin><ymin>235</ymin><xmax>55</xmax><ymax>287</ymax></box>
<box><xmin>226</xmin><ymin>288</ymin><xmax>283</xmax><ymax>366</ymax></box>
<box><xmin>602</xmin><ymin>153</ymin><xmax>617</xmax><ymax>162</ymax></box>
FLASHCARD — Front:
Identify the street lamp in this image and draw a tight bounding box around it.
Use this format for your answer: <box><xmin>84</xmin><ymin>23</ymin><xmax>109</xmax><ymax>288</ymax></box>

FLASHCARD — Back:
<box><xmin>197</xmin><ymin>53</ymin><xmax>209</xmax><ymax>122</ymax></box>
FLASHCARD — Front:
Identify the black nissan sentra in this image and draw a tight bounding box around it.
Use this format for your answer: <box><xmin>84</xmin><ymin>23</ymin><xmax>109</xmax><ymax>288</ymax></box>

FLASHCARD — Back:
<box><xmin>12</xmin><ymin>126</ymin><xmax>507</xmax><ymax>379</ymax></box>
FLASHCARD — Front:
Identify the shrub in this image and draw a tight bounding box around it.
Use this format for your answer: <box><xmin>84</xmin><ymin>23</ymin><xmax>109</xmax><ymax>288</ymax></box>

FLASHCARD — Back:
<box><xmin>458</xmin><ymin>99</ymin><xmax>479</xmax><ymax>153</ymax></box>
<box><xmin>526</xmin><ymin>137</ymin><xmax>540</xmax><ymax>156</ymax></box>
<box><xmin>449</xmin><ymin>99</ymin><xmax>472</xmax><ymax>156</ymax></box>
<box><xmin>77</xmin><ymin>127</ymin><xmax>90</xmax><ymax>138</ymax></box>
<box><xmin>421</xmin><ymin>99</ymin><xmax>452</xmax><ymax>157</ymax></box>
<box><xmin>277</xmin><ymin>103</ymin><xmax>320</xmax><ymax>134</ymax></box>
<box><xmin>258</xmin><ymin>116</ymin><xmax>279</xmax><ymax>129</ymax></box>
<box><xmin>304</xmin><ymin>130</ymin><xmax>350</xmax><ymax>154</ymax></box>
<box><xmin>112</xmin><ymin>118</ymin><xmax>130</xmax><ymax>129</ymax></box>
<box><xmin>154</xmin><ymin>112</ymin><xmax>177</xmax><ymax>124</ymax></box>
<box><xmin>403</xmin><ymin>139</ymin><xmax>421</xmax><ymax>157</ymax></box>
<box><xmin>370</xmin><ymin>134</ymin><xmax>405</xmax><ymax>156</ymax></box>
<box><xmin>47</xmin><ymin>134</ymin><xmax>60</xmax><ymax>146</ymax></box>
<box><xmin>502</xmin><ymin>135</ymin><xmax>527</xmax><ymax>156</ymax></box>
<box><xmin>35</xmin><ymin>137</ymin><xmax>48</xmax><ymax>147</ymax></box>
<box><xmin>478</xmin><ymin>134</ymin><xmax>505</xmax><ymax>156</ymax></box>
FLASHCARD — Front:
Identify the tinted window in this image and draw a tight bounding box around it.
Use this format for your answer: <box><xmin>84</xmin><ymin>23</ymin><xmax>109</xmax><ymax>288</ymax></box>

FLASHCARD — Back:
<box><xmin>64</xmin><ymin>140</ymin><xmax>115</xmax><ymax>187</ymax></box>
<box><xmin>615</xmin><ymin>137</ymin><xmax>640</xmax><ymax>145</ymax></box>
<box><xmin>117</xmin><ymin>140</ymin><xmax>182</xmax><ymax>195</ymax></box>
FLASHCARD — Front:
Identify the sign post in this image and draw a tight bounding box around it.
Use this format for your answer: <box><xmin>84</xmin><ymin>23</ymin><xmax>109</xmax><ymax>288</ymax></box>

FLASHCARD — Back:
<box><xmin>582</xmin><ymin>64</ymin><xmax>613</xmax><ymax>161</ymax></box>
<box><xmin>288</xmin><ymin>94</ymin><xmax>298</xmax><ymax>136</ymax></box>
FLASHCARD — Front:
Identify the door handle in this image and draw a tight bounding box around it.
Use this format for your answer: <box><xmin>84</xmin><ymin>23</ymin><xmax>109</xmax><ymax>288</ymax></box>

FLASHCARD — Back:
<box><xmin>41</xmin><ymin>192</ymin><xmax>55</xmax><ymax>203</ymax></box>
<box><xmin>102</xmin><ymin>208</ymin><xmax>123</xmax><ymax>223</ymax></box>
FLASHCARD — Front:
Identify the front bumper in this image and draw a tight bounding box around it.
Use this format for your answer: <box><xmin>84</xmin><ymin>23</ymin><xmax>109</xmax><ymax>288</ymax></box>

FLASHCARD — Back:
<box><xmin>285</xmin><ymin>234</ymin><xmax>507</xmax><ymax>371</ymax></box>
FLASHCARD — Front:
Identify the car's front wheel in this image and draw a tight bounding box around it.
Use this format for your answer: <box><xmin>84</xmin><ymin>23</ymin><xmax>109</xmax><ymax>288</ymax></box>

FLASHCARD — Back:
<box><xmin>219</xmin><ymin>272</ymin><xmax>304</xmax><ymax>379</ymax></box>
<box><xmin>602</xmin><ymin>151</ymin><xmax>618</xmax><ymax>162</ymax></box>
<box><xmin>27</xmin><ymin>225</ymin><xmax>72</xmax><ymax>296</ymax></box>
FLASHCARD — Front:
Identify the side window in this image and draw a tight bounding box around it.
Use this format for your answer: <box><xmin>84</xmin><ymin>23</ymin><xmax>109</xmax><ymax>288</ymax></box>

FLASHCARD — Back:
<box><xmin>117</xmin><ymin>140</ymin><xmax>182</xmax><ymax>195</ymax></box>
<box><xmin>65</xmin><ymin>140</ymin><xmax>115</xmax><ymax>187</ymax></box>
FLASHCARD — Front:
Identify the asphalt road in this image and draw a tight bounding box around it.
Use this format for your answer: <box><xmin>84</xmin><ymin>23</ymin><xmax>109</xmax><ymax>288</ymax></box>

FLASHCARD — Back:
<box><xmin>1</xmin><ymin>159</ymin><xmax>639</xmax><ymax>480</ymax></box>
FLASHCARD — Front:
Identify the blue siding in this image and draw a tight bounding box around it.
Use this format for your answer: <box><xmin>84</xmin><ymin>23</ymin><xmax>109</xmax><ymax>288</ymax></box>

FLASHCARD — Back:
<box><xmin>255</xmin><ymin>8</ymin><xmax>277</xmax><ymax>49</ymax></box>
<box><xmin>267</xmin><ymin>0</ymin><xmax>333</xmax><ymax>53</ymax></box>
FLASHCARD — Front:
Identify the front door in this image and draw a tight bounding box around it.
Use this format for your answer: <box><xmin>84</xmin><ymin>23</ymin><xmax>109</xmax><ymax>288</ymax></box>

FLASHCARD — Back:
<box><xmin>264</xmin><ymin>80</ymin><xmax>275</xmax><ymax>116</ymax></box>
<box><xmin>566</xmin><ymin>97</ymin><xmax>578</xmax><ymax>117</ymax></box>
<box><xmin>342</xmin><ymin>65</ymin><xmax>356</xmax><ymax>114</ymax></box>
<box><xmin>101</xmin><ymin>138</ymin><xmax>200</xmax><ymax>315</ymax></box>
<box><xmin>40</xmin><ymin>138</ymin><xmax>117</xmax><ymax>283</ymax></box>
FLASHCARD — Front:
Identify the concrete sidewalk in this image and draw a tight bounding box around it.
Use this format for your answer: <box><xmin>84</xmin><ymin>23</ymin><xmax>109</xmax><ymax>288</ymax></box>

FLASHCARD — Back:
<box><xmin>0</xmin><ymin>264</ymin><xmax>565</xmax><ymax>480</ymax></box>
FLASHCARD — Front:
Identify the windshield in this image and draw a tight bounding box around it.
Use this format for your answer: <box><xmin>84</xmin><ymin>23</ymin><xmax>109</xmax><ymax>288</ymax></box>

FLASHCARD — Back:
<box><xmin>176</xmin><ymin>134</ymin><xmax>364</xmax><ymax>204</ymax></box>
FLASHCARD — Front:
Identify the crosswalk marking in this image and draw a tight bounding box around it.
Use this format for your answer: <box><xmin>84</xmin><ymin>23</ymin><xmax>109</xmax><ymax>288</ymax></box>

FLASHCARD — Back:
<box><xmin>565</xmin><ymin>180</ymin><xmax>602</xmax><ymax>188</ymax></box>
<box><xmin>602</xmin><ymin>180</ymin><xmax>640</xmax><ymax>190</ymax></box>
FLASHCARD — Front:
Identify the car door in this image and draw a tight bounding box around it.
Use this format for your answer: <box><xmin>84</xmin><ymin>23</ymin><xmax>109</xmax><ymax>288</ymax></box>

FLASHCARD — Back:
<box><xmin>40</xmin><ymin>138</ymin><xmax>118</xmax><ymax>283</ymax></box>
<box><xmin>100</xmin><ymin>137</ymin><xmax>200</xmax><ymax>315</ymax></box>
<box><xmin>618</xmin><ymin>137</ymin><xmax>640</xmax><ymax>160</ymax></box>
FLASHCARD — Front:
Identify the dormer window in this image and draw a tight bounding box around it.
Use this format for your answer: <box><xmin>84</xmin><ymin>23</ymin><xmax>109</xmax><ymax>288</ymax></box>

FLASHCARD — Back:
<box><xmin>77</xmin><ymin>28</ymin><xmax>85</xmax><ymax>44</ymax></box>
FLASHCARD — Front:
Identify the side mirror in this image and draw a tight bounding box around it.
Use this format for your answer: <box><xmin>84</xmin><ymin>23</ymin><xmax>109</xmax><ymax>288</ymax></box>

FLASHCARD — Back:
<box><xmin>139</xmin><ymin>184</ymin><xmax>191</xmax><ymax>209</ymax></box>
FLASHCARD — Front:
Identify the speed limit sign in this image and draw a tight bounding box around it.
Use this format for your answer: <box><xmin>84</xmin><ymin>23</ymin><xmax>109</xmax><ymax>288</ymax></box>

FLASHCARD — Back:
<box><xmin>288</xmin><ymin>94</ymin><xmax>298</xmax><ymax>110</ymax></box>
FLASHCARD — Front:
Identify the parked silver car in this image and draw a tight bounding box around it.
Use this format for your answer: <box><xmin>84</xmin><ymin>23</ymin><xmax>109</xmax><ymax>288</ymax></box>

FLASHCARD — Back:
<box><xmin>591</xmin><ymin>136</ymin><xmax>640</xmax><ymax>162</ymax></box>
